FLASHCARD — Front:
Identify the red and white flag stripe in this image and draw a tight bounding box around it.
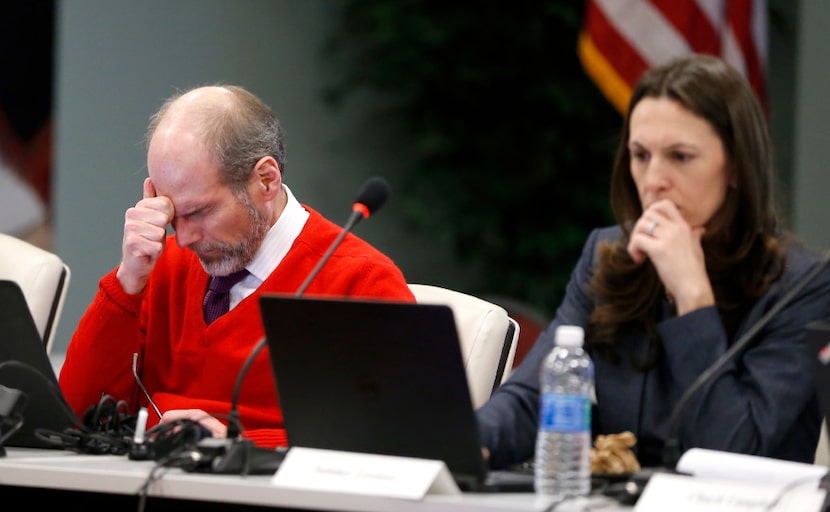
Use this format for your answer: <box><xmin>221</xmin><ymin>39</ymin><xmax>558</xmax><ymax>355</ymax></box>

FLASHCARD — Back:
<box><xmin>577</xmin><ymin>0</ymin><xmax>767</xmax><ymax>114</ymax></box>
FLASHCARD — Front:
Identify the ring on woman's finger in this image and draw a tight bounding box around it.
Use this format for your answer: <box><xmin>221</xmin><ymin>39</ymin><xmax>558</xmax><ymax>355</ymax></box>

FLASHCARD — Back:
<box><xmin>646</xmin><ymin>219</ymin><xmax>659</xmax><ymax>236</ymax></box>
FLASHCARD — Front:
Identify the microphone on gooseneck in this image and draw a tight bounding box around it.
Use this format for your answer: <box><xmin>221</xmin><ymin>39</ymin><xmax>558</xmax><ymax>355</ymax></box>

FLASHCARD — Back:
<box><xmin>662</xmin><ymin>248</ymin><xmax>830</xmax><ymax>470</ymax></box>
<box><xmin>294</xmin><ymin>176</ymin><xmax>391</xmax><ymax>296</ymax></box>
<box><xmin>224</xmin><ymin>177</ymin><xmax>391</xmax><ymax>441</ymax></box>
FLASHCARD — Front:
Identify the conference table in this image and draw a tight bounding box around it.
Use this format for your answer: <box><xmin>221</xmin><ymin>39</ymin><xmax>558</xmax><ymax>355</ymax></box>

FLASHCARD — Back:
<box><xmin>0</xmin><ymin>447</ymin><xmax>628</xmax><ymax>512</ymax></box>
<box><xmin>0</xmin><ymin>353</ymin><xmax>626</xmax><ymax>511</ymax></box>
<box><xmin>7</xmin><ymin>356</ymin><xmax>819</xmax><ymax>511</ymax></box>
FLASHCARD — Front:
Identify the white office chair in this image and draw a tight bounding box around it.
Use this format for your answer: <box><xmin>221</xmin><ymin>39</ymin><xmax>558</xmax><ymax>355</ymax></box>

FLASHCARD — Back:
<box><xmin>816</xmin><ymin>420</ymin><xmax>829</xmax><ymax>467</ymax></box>
<box><xmin>408</xmin><ymin>283</ymin><xmax>519</xmax><ymax>409</ymax></box>
<box><xmin>0</xmin><ymin>233</ymin><xmax>70</xmax><ymax>355</ymax></box>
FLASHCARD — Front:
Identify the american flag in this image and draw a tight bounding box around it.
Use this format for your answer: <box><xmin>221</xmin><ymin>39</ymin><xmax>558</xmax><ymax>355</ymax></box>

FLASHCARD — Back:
<box><xmin>577</xmin><ymin>0</ymin><xmax>768</xmax><ymax>114</ymax></box>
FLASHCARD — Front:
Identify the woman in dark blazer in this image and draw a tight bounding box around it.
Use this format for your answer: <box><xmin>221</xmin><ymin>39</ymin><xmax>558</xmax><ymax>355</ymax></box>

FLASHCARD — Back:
<box><xmin>477</xmin><ymin>54</ymin><xmax>830</xmax><ymax>469</ymax></box>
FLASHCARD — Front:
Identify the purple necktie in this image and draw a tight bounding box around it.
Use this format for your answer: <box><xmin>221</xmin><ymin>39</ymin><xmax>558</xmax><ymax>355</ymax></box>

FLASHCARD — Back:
<box><xmin>203</xmin><ymin>269</ymin><xmax>249</xmax><ymax>325</ymax></box>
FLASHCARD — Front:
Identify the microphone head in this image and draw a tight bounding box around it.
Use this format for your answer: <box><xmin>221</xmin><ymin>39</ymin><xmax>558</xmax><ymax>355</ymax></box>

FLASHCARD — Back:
<box><xmin>353</xmin><ymin>177</ymin><xmax>391</xmax><ymax>218</ymax></box>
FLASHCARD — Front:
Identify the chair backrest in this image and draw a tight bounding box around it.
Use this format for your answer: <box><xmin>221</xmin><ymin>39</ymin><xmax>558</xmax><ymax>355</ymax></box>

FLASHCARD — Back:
<box><xmin>816</xmin><ymin>419</ymin><xmax>829</xmax><ymax>467</ymax></box>
<box><xmin>0</xmin><ymin>233</ymin><xmax>70</xmax><ymax>354</ymax></box>
<box><xmin>407</xmin><ymin>284</ymin><xmax>519</xmax><ymax>409</ymax></box>
<box><xmin>486</xmin><ymin>296</ymin><xmax>549</xmax><ymax>371</ymax></box>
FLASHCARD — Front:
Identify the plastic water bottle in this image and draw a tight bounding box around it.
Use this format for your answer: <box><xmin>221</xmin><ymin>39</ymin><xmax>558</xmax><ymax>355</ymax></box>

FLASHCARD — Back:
<box><xmin>534</xmin><ymin>325</ymin><xmax>594</xmax><ymax>499</ymax></box>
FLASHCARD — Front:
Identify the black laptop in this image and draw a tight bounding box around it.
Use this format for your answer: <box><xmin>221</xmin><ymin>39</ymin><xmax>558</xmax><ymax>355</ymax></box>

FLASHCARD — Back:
<box><xmin>258</xmin><ymin>294</ymin><xmax>533</xmax><ymax>492</ymax></box>
<box><xmin>0</xmin><ymin>279</ymin><xmax>81</xmax><ymax>449</ymax></box>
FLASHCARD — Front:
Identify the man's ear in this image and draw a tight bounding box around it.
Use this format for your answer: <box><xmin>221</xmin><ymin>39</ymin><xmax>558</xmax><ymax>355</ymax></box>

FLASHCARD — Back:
<box><xmin>251</xmin><ymin>156</ymin><xmax>281</xmax><ymax>198</ymax></box>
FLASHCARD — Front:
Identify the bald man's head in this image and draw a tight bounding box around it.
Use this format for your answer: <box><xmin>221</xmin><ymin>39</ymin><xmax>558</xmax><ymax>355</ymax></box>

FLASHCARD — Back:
<box><xmin>145</xmin><ymin>84</ymin><xmax>287</xmax><ymax>191</ymax></box>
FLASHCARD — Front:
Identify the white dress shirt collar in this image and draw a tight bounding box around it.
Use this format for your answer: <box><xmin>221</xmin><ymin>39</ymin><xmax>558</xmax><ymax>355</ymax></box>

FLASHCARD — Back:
<box><xmin>232</xmin><ymin>184</ymin><xmax>309</xmax><ymax>305</ymax></box>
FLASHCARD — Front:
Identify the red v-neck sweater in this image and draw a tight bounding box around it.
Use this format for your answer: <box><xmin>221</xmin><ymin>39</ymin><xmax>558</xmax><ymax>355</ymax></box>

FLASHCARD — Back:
<box><xmin>58</xmin><ymin>207</ymin><xmax>415</xmax><ymax>448</ymax></box>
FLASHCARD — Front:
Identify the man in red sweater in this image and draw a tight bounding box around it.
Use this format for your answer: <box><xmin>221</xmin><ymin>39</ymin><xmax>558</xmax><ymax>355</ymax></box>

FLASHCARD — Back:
<box><xmin>58</xmin><ymin>85</ymin><xmax>415</xmax><ymax>448</ymax></box>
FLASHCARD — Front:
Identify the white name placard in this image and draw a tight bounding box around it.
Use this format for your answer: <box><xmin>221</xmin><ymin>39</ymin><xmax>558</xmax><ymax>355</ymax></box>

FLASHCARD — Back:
<box><xmin>635</xmin><ymin>472</ymin><xmax>826</xmax><ymax>512</ymax></box>
<box><xmin>677</xmin><ymin>448</ymin><xmax>826</xmax><ymax>487</ymax></box>
<box><xmin>270</xmin><ymin>447</ymin><xmax>461</xmax><ymax>500</ymax></box>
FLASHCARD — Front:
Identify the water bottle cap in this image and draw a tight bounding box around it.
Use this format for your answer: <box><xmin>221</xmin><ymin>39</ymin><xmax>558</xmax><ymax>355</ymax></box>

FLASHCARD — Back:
<box><xmin>555</xmin><ymin>325</ymin><xmax>584</xmax><ymax>347</ymax></box>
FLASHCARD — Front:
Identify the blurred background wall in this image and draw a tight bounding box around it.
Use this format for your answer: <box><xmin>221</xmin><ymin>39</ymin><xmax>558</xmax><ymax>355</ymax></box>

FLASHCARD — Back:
<box><xmin>1</xmin><ymin>1</ymin><xmax>827</xmax><ymax>354</ymax></box>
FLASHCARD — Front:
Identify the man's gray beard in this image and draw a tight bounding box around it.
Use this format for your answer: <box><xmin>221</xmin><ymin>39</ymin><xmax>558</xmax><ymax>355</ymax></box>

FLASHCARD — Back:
<box><xmin>200</xmin><ymin>194</ymin><xmax>269</xmax><ymax>276</ymax></box>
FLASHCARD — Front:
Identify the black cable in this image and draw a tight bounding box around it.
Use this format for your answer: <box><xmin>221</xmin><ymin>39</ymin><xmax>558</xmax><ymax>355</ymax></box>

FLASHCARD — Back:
<box><xmin>135</xmin><ymin>460</ymin><xmax>172</xmax><ymax>512</ymax></box>
<box><xmin>0</xmin><ymin>416</ymin><xmax>24</xmax><ymax>450</ymax></box>
<box><xmin>819</xmin><ymin>470</ymin><xmax>830</xmax><ymax>512</ymax></box>
<box><xmin>132</xmin><ymin>420</ymin><xmax>228</xmax><ymax>512</ymax></box>
<box><xmin>225</xmin><ymin>337</ymin><xmax>266</xmax><ymax>439</ymax></box>
<box><xmin>132</xmin><ymin>352</ymin><xmax>162</xmax><ymax>419</ymax></box>
<box><xmin>0</xmin><ymin>359</ymin><xmax>82</xmax><ymax>426</ymax></box>
<box><xmin>762</xmin><ymin>473</ymin><xmax>825</xmax><ymax>511</ymax></box>
<box><xmin>0</xmin><ymin>359</ymin><xmax>141</xmax><ymax>454</ymax></box>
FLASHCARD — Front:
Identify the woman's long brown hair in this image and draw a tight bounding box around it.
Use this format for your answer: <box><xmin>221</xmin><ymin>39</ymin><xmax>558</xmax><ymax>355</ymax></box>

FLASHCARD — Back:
<box><xmin>586</xmin><ymin>54</ymin><xmax>786</xmax><ymax>368</ymax></box>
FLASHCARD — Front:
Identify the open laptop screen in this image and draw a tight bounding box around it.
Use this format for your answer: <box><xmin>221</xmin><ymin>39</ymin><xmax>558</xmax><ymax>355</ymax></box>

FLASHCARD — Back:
<box><xmin>259</xmin><ymin>294</ymin><xmax>490</xmax><ymax>490</ymax></box>
<box><xmin>0</xmin><ymin>280</ymin><xmax>81</xmax><ymax>449</ymax></box>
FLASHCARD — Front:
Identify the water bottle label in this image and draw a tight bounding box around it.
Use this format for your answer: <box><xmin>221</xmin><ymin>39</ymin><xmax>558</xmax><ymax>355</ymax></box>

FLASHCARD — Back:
<box><xmin>539</xmin><ymin>394</ymin><xmax>591</xmax><ymax>432</ymax></box>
